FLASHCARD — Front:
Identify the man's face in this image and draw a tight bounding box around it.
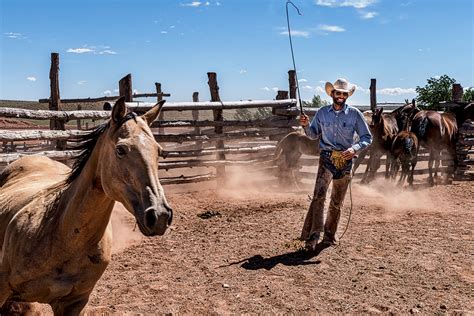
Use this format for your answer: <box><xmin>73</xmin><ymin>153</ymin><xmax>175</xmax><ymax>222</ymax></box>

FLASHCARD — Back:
<box><xmin>331</xmin><ymin>90</ymin><xmax>349</xmax><ymax>107</ymax></box>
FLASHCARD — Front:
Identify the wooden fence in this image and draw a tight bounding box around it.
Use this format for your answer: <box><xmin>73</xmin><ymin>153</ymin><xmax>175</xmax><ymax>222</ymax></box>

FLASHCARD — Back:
<box><xmin>1</xmin><ymin>53</ymin><xmax>472</xmax><ymax>186</ymax></box>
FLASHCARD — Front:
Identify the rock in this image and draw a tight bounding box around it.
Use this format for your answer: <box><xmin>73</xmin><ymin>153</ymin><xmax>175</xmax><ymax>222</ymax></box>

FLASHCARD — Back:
<box><xmin>440</xmin><ymin>304</ymin><xmax>447</xmax><ymax>310</ymax></box>
<box><xmin>222</xmin><ymin>283</ymin><xmax>230</xmax><ymax>288</ymax></box>
<box><xmin>416</xmin><ymin>303</ymin><xmax>424</xmax><ymax>308</ymax></box>
<box><xmin>410</xmin><ymin>308</ymin><xmax>420</xmax><ymax>314</ymax></box>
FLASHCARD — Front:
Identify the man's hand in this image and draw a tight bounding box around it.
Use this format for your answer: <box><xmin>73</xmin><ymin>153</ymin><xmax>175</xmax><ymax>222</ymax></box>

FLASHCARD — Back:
<box><xmin>299</xmin><ymin>114</ymin><xmax>310</xmax><ymax>127</ymax></box>
<box><xmin>341</xmin><ymin>147</ymin><xmax>356</xmax><ymax>160</ymax></box>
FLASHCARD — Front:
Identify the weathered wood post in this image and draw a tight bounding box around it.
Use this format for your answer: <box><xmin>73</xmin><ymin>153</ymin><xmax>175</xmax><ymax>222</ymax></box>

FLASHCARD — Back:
<box><xmin>156</xmin><ymin>82</ymin><xmax>164</xmax><ymax>134</ymax></box>
<box><xmin>370</xmin><ymin>78</ymin><xmax>377</xmax><ymax>112</ymax></box>
<box><xmin>76</xmin><ymin>104</ymin><xmax>82</xmax><ymax>130</ymax></box>
<box><xmin>49</xmin><ymin>52</ymin><xmax>66</xmax><ymax>149</ymax></box>
<box><xmin>452</xmin><ymin>83</ymin><xmax>463</xmax><ymax>103</ymax></box>
<box><xmin>207</xmin><ymin>72</ymin><xmax>226</xmax><ymax>184</ymax></box>
<box><xmin>192</xmin><ymin>92</ymin><xmax>202</xmax><ymax>149</ymax></box>
<box><xmin>119</xmin><ymin>74</ymin><xmax>133</xmax><ymax>102</ymax></box>
<box><xmin>288</xmin><ymin>70</ymin><xmax>297</xmax><ymax>100</ymax></box>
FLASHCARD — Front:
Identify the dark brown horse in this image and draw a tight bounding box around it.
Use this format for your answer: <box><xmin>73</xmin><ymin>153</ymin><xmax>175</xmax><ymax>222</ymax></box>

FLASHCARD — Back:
<box><xmin>400</xmin><ymin>103</ymin><xmax>459</xmax><ymax>185</ymax></box>
<box><xmin>360</xmin><ymin>105</ymin><xmax>410</xmax><ymax>183</ymax></box>
<box><xmin>390</xmin><ymin>130</ymin><xmax>419</xmax><ymax>186</ymax></box>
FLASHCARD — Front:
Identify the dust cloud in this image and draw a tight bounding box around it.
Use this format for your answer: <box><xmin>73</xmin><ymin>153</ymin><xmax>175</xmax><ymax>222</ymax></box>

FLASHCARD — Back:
<box><xmin>110</xmin><ymin>203</ymin><xmax>143</xmax><ymax>254</ymax></box>
<box><xmin>351</xmin><ymin>178</ymin><xmax>438</xmax><ymax>216</ymax></box>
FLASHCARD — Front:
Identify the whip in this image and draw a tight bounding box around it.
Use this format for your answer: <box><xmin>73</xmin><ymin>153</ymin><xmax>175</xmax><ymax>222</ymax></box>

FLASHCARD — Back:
<box><xmin>285</xmin><ymin>0</ymin><xmax>304</xmax><ymax>115</ymax></box>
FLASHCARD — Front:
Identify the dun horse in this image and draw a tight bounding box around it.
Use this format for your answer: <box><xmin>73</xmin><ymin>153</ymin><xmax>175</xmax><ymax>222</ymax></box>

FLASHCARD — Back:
<box><xmin>0</xmin><ymin>97</ymin><xmax>172</xmax><ymax>315</ymax></box>
<box><xmin>274</xmin><ymin>131</ymin><xmax>319</xmax><ymax>188</ymax></box>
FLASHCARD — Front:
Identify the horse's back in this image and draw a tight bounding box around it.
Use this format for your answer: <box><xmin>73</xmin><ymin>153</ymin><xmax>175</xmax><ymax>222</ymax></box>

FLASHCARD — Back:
<box><xmin>0</xmin><ymin>157</ymin><xmax>70</xmax><ymax>246</ymax></box>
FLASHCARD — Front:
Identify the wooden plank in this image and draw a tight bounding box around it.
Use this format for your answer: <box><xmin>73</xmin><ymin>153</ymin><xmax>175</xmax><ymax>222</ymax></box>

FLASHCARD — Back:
<box><xmin>0</xmin><ymin>108</ymin><xmax>111</xmax><ymax>120</ymax></box>
<box><xmin>0</xmin><ymin>150</ymin><xmax>78</xmax><ymax>163</ymax></box>
<box><xmin>161</xmin><ymin>145</ymin><xmax>276</xmax><ymax>158</ymax></box>
<box><xmin>151</xmin><ymin>117</ymin><xmax>298</xmax><ymax>128</ymax></box>
<box><xmin>0</xmin><ymin>129</ymin><xmax>84</xmax><ymax>142</ymax></box>
<box><xmin>160</xmin><ymin>173</ymin><xmax>217</xmax><ymax>185</ymax></box>
<box><xmin>38</xmin><ymin>93</ymin><xmax>171</xmax><ymax>104</ymax></box>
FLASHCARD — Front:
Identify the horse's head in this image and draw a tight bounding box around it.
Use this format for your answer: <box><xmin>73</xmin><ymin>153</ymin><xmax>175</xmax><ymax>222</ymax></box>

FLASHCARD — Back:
<box><xmin>370</xmin><ymin>107</ymin><xmax>383</xmax><ymax>128</ymax></box>
<box><xmin>100</xmin><ymin>97</ymin><xmax>172</xmax><ymax>236</ymax></box>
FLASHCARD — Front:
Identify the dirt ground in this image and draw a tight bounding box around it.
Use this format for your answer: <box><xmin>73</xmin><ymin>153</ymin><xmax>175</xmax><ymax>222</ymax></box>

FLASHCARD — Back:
<box><xmin>24</xmin><ymin>176</ymin><xmax>471</xmax><ymax>315</ymax></box>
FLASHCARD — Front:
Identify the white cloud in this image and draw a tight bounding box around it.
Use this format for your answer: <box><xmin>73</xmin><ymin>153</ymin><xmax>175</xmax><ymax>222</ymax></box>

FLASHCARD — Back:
<box><xmin>170</xmin><ymin>25</ymin><xmax>176</xmax><ymax>29</ymax></box>
<box><xmin>360</xmin><ymin>11</ymin><xmax>378</xmax><ymax>19</ymax></box>
<box><xmin>181</xmin><ymin>1</ymin><xmax>203</xmax><ymax>7</ymax></box>
<box><xmin>133</xmin><ymin>89</ymin><xmax>140</xmax><ymax>94</ymax></box>
<box><xmin>315</xmin><ymin>0</ymin><xmax>377</xmax><ymax>9</ymax></box>
<box><xmin>4</xmin><ymin>32</ymin><xmax>26</xmax><ymax>39</ymax></box>
<box><xmin>67</xmin><ymin>48</ymin><xmax>94</xmax><ymax>54</ymax></box>
<box><xmin>26</xmin><ymin>76</ymin><xmax>36</xmax><ymax>82</ymax></box>
<box><xmin>302</xmin><ymin>85</ymin><xmax>314</xmax><ymax>90</ymax></box>
<box><xmin>77</xmin><ymin>80</ymin><xmax>86</xmax><ymax>85</ymax></box>
<box><xmin>298</xmin><ymin>79</ymin><xmax>308</xmax><ymax>83</ymax></box>
<box><xmin>216</xmin><ymin>1</ymin><xmax>221</xmax><ymax>5</ymax></box>
<box><xmin>318</xmin><ymin>24</ymin><xmax>345</xmax><ymax>32</ymax></box>
<box><xmin>114</xmin><ymin>89</ymin><xmax>119</xmax><ymax>93</ymax></box>
<box><xmin>103</xmin><ymin>90</ymin><xmax>112</xmax><ymax>96</ymax></box>
<box><xmin>279</xmin><ymin>30</ymin><xmax>310</xmax><ymax>38</ymax></box>
<box><xmin>161</xmin><ymin>31</ymin><xmax>168</xmax><ymax>34</ymax></box>
<box><xmin>205</xmin><ymin>1</ymin><xmax>210</xmax><ymax>5</ymax></box>
<box><xmin>68</xmin><ymin>47</ymin><xmax>117</xmax><ymax>55</ymax></box>
<box><xmin>377</xmin><ymin>87</ymin><xmax>416</xmax><ymax>95</ymax></box>
<box><xmin>261</xmin><ymin>87</ymin><xmax>271</xmax><ymax>92</ymax></box>
<box><xmin>98</xmin><ymin>50</ymin><xmax>117</xmax><ymax>55</ymax></box>
<box><xmin>239</xmin><ymin>69</ymin><xmax>247</xmax><ymax>74</ymax></box>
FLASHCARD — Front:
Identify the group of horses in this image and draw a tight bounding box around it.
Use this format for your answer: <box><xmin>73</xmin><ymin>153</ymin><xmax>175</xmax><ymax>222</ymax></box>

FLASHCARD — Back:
<box><xmin>361</xmin><ymin>100</ymin><xmax>471</xmax><ymax>186</ymax></box>
<box><xmin>275</xmin><ymin>101</ymin><xmax>472</xmax><ymax>187</ymax></box>
<box><xmin>0</xmin><ymin>97</ymin><xmax>172</xmax><ymax>315</ymax></box>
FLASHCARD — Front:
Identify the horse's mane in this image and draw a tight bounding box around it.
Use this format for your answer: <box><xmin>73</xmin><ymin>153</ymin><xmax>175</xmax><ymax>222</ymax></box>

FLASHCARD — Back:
<box><xmin>66</xmin><ymin>112</ymin><xmax>138</xmax><ymax>184</ymax></box>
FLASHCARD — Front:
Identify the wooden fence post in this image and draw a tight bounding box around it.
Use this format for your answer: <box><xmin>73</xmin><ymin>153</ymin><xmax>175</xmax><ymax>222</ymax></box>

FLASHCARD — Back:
<box><xmin>192</xmin><ymin>92</ymin><xmax>202</xmax><ymax>149</ymax></box>
<box><xmin>272</xmin><ymin>90</ymin><xmax>289</xmax><ymax>115</ymax></box>
<box><xmin>452</xmin><ymin>83</ymin><xmax>463</xmax><ymax>103</ymax></box>
<box><xmin>49</xmin><ymin>52</ymin><xmax>66</xmax><ymax>149</ymax></box>
<box><xmin>119</xmin><ymin>74</ymin><xmax>133</xmax><ymax>102</ymax></box>
<box><xmin>370</xmin><ymin>78</ymin><xmax>377</xmax><ymax>112</ymax></box>
<box><xmin>207</xmin><ymin>72</ymin><xmax>225</xmax><ymax>184</ymax></box>
<box><xmin>156</xmin><ymin>82</ymin><xmax>164</xmax><ymax>134</ymax></box>
<box><xmin>76</xmin><ymin>104</ymin><xmax>82</xmax><ymax>130</ymax></box>
<box><xmin>288</xmin><ymin>70</ymin><xmax>297</xmax><ymax>100</ymax></box>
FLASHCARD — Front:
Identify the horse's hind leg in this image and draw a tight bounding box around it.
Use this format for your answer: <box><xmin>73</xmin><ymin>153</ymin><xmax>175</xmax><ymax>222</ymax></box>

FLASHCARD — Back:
<box><xmin>427</xmin><ymin>150</ymin><xmax>435</xmax><ymax>186</ymax></box>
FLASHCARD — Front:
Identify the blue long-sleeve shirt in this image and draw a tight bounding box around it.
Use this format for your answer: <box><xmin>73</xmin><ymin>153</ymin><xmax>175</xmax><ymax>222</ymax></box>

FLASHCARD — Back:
<box><xmin>304</xmin><ymin>104</ymin><xmax>372</xmax><ymax>152</ymax></box>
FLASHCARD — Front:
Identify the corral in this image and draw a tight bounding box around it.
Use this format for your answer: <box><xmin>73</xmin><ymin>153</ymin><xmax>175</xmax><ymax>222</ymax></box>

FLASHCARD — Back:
<box><xmin>0</xmin><ymin>54</ymin><xmax>473</xmax><ymax>314</ymax></box>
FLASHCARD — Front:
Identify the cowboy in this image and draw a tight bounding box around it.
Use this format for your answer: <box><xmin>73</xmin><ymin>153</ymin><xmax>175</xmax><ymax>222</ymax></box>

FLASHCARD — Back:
<box><xmin>299</xmin><ymin>78</ymin><xmax>372</xmax><ymax>250</ymax></box>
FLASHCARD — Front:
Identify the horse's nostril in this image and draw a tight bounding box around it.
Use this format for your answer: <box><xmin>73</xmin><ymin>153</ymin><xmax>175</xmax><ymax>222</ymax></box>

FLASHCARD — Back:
<box><xmin>145</xmin><ymin>209</ymin><xmax>157</xmax><ymax>228</ymax></box>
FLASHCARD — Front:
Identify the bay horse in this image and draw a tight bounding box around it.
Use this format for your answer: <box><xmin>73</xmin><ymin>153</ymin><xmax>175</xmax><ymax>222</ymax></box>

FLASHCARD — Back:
<box><xmin>360</xmin><ymin>105</ymin><xmax>409</xmax><ymax>183</ymax></box>
<box><xmin>390</xmin><ymin>130</ymin><xmax>419</xmax><ymax>186</ymax></box>
<box><xmin>0</xmin><ymin>97</ymin><xmax>172</xmax><ymax>315</ymax></box>
<box><xmin>401</xmin><ymin>103</ymin><xmax>459</xmax><ymax>185</ymax></box>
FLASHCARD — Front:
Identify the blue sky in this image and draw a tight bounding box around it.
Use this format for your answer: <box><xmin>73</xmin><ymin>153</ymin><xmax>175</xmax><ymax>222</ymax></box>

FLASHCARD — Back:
<box><xmin>1</xmin><ymin>0</ymin><xmax>473</xmax><ymax>105</ymax></box>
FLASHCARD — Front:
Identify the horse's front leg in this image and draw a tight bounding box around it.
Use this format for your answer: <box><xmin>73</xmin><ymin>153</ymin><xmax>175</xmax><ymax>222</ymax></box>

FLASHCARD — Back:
<box><xmin>408</xmin><ymin>158</ymin><xmax>417</xmax><ymax>186</ymax></box>
<box><xmin>0</xmin><ymin>271</ymin><xmax>12</xmax><ymax>308</ymax></box>
<box><xmin>385</xmin><ymin>153</ymin><xmax>392</xmax><ymax>179</ymax></box>
<box><xmin>51</xmin><ymin>294</ymin><xmax>90</xmax><ymax>316</ymax></box>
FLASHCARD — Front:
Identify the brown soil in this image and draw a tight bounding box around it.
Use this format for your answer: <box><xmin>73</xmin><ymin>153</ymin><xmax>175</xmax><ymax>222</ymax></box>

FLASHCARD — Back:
<box><xmin>29</xmin><ymin>179</ymin><xmax>473</xmax><ymax>315</ymax></box>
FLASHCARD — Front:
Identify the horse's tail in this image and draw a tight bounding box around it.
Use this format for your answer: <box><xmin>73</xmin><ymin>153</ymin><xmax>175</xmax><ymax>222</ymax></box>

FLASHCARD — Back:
<box><xmin>417</xmin><ymin>116</ymin><xmax>429</xmax><ymax>138</ymax></box>
<box><xmin>403</xmin><ymin>136</ymin><xmax>415</xmax><ymax>157</ymax></box>
<box><xmin>274</xmin><ymin>133</ymin><xmax>291</xmax><ymax>162</ymax></box>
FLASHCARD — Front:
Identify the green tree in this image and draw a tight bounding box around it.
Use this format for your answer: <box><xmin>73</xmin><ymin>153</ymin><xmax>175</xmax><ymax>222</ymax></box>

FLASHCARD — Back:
<box><xmin>416</xmin><ymin>75</ymin><xmax>456</xmax><ymax>110</ymax></box>
<box><xmin>303</xmin><ymin>94</ymin><xmax>329</xmax><ymax>108</ymax></box>
<box><xmin>463</xmin><ymin>88</ymin><xmax>474</xmax><ymax>103</ymax></box>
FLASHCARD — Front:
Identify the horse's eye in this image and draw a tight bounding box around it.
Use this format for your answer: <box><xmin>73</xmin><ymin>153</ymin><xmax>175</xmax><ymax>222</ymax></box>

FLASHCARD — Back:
<box><xmin>116</xmin><ymin>146</ymin><xmax>127</xmax><ymax>158</ymax></box>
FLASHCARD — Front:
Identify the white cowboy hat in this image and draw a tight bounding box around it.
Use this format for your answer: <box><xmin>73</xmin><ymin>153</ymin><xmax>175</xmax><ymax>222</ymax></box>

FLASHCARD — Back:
<box><xmin>325</xmin><ymin>78</ymin><xmax>356</xmax><ymax>97</ymax></box>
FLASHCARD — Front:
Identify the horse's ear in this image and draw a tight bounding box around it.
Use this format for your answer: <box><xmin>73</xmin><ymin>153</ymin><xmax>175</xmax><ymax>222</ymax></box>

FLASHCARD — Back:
<box><xmin>142</xmin><ymin>100</ymin><xmax>166</xmax><ymax>126</ymax></box>
<box><xmin>112</xmin><ymin>96</ymin><xmax>127</xmax><ymax>123</ymax></box>
<box><xmin>411</xmin><ymin>99</ymin><xmax>416</xmax><ymax>107</ymax></box>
